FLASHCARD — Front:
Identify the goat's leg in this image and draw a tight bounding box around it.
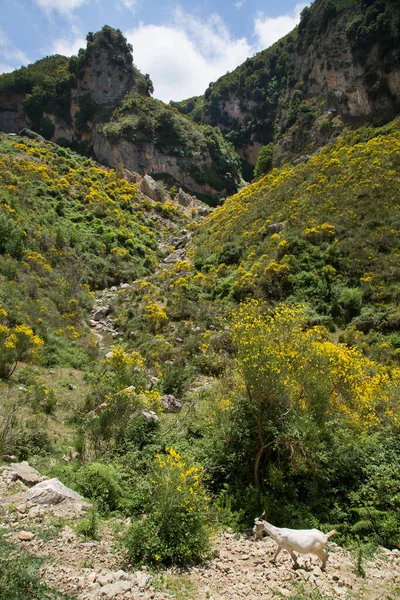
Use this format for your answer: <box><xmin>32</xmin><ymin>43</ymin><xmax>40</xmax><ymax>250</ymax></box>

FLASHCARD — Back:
<box><xmin>271</xmin><ymin>545</ymin><xmax>282</xmax><ymax>563</ymax></box>
<box><xmin>288</xmin><ymin>549</ymin><xmax>300</xmax><ymax>569</ymax></box>
<box><xmin>318</xmin><ymin>550</ymin><xmax>328</xmax><ymax>570</ymax></box>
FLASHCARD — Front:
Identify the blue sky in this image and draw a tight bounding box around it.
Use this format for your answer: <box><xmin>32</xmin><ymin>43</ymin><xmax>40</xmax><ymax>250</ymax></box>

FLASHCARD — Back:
<box><xmin>0</xmin><ymin>0</ymin><xmax>310</xmax><ymax>102</ymax></box>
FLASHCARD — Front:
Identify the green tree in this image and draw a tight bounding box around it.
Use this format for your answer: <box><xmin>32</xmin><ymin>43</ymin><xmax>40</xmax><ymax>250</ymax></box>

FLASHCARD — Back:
<box><xmin>254</xmin><ymin>143</ymin><xmax>274</xmax><ymax>178</ymax></box>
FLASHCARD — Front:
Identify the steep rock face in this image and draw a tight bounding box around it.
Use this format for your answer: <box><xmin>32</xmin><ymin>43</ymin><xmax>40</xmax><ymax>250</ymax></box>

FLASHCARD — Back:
<box><xmin>0</xmin><ymin>91</ymin><xmax>29</xmax><ymax>132</ymax></box>
<box><xmin>0</xmin><ymin>27</ymin><xmax>240</xmax><ymax>199</ymax></box>
<box><xmin>181</xmin><ymin>0</ymin><xmax>400</xmax><ymax>168</ymax></box>
<box><xmin>92</xmin><ymin>131</ymin><xmax>218</xmax><ymax>196</ymax></box>
<box><xmin>73</xmin><ymin>55</ymin><xmax>133</xmax><ymax>109</ymax></box>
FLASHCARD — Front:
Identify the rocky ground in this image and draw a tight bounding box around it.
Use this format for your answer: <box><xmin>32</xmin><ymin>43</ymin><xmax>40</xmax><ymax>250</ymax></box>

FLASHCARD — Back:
<box><xmin>1</xmin><ymin>463</ymin><xmax>399</xmax><ymax>600</ymax></box>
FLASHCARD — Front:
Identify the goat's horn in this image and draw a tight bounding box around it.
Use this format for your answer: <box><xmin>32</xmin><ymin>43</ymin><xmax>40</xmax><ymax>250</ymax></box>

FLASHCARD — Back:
<box><xmin>261</xmin><ymin>510</ymin><xmax>265</xmax><ymax>518</ymax></box>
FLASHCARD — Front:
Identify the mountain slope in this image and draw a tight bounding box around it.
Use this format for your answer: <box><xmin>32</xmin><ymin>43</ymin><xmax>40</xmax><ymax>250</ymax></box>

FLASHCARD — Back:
<box><xmin>0</xmin><ymin>130</ymin><xmax>189</xmax><ymax>368</ymax></box>
<box><xmin>187</xmin><ymin>118</ymin><xmax>400</xmax><ymax>360</ymax></box>
<box><xmin>174</xmin><ymin>0</ymin><xmax>400</xmax><ymax>176</ymax></box>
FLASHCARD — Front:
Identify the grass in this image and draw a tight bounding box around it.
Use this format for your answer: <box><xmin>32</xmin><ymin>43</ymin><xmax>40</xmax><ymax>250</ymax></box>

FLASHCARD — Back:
<box><xmin>283</xmin><ymin>585</ymin><xmax>335</xmax><ymax>599</ymax></box>
<box><xmin>0</xmin><ymin>533</ymin><xmax>74</xmax><ymax>600</ymax></box>
<box><xmin>154</xmin><ymin>574</ymin><xmax>201</xmax><ymax>600</ymax></box>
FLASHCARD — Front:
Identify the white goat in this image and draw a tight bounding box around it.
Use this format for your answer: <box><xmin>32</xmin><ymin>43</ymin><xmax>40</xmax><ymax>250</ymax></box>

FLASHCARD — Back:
<box><xmin>253</xmin><ymin>512</ymin><xmax>337</xmax><ymax>569</ymax></box>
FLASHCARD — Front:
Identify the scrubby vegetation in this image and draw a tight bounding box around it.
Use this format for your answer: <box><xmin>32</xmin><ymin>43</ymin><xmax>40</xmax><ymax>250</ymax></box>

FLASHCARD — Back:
<box><xmin>78</xmin><ymin>118</ymin><xmax>400</xmax><ymax>550</ymax></box>
<box><xmin>1</xmin><ymin>8</ymin><xmax>400</xmax><ymax>590</ymax></box>
<box><xmin>192</xmin><ymin>118</ymin><xmax>400</xmax><ymax>363</ymax></box>
<box><xmin>0</xmin><ymin>132</ymin><xmax>185</xmax><ymax>369</ymax></box>
<box><xmin>1</xmin><ymin>110</ymin><xmax>400</xmax><ymax>584</ymax></box>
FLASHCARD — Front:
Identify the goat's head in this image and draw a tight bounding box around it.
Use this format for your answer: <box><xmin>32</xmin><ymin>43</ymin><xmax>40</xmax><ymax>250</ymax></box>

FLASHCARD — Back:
<box><xmin>252</xmin><ymin>511</ymin><xmax>266</xmax><ymax>540</ymax></box>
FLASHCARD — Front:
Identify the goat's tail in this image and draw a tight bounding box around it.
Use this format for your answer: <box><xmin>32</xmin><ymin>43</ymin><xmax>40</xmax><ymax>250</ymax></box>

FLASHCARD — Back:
<box><xmin>326</xmin><ymin>530</ymin><xmax>337</xmax><ymax>539</ymax></box>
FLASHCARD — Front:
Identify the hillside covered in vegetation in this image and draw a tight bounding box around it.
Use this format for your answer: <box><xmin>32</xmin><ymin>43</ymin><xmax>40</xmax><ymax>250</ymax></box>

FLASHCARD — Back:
<box><xmin>1</xmin><ymin>118</ymin><xmax>398</xmax><ymax>577</ymax></box>
<box><xmin>174</xmin><ymin>0</ymin><xmax>400</xmax><ymax>178</ymax></box>
<box><xmin>0</xmin><ymin>130</ymin><xmax>189</xmax><ymax>370</ymax></box>
<box><xmin>1</xmin><ymin>3</ymin><xmax>400</xmax><ymax>598</ymax></box>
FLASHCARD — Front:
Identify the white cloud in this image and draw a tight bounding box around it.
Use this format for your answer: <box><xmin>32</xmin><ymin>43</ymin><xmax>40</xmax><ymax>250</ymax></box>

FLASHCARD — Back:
<box><xmin>125</xmin><ymin>4</ymin><xmax>311</xmax><ymax>103</ymax></box>
<box><xmin>254</xmin><ymin>3</ymin><xmax>307</xmax><ymax>50</ymax></box>
<box><xmin>0</xmin><ymin>62</ymin><xmax>15</xmax><ymax>74</ymax></box>
<box><xmin>125</xmin><ymin>9</ymin><xmax>251</xmax><ymax>102</ymax></box>
<box><xmin>50</xmin><ymin>35</ymin><xmax>86</xmax><ymax>56</ymax></box>
<box><xmin>34</xmin><ymin>0</ymin><xmax>88</xmax><ymax>14</ymax></box>
<box><xmin>119</xmin><ymin>0</ymin><xmax>137</xmax><ymax>12</ymax></box>
<box><xmin>0</xmin><ymin>29</ymin><xmax>30</xmax><ymax>68</ymax></box>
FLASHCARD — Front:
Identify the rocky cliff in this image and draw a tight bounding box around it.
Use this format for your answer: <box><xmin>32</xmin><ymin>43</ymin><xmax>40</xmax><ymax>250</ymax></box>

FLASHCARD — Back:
<box><xmin>0</xmin><ymin>27</ymin><xmax>241</xmax><ymax>200</ymax></box>
<box><xmin>175</xmin><ymin>0</ymin><xmax>400</xmax><ymax>172</ymax></box>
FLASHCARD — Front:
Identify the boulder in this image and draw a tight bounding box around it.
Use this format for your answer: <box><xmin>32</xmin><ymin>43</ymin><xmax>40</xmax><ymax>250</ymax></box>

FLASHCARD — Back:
<box><xmin>98</xmin><ymin>580</ymin><xmax>132</xmax><ymax>598</ymax></box>
<box><xmin>177</xmin><ymin>188</ymin><xmax>194</xmax><ymax>207</ymax></box>
<box><xmin>161</xmin><ymin>394</ymin><xmax>183</xmax><ymax>413</ymax></box>
<box><xmin>27</xmin><ymin>478</ymin><xmax>84</xmax><ymax>505</ymax></box>
<box><xmin>140</xmin><ymin>175</ymin><xmax>165</xmax><ymax>202</ymax></box>
<box><xmin>93</xmin><ymin>306</ymin><xmax>110</xmax><ymax>321</ymax></box>
<box><xmin>18</xmin><ymin>531</ymin><xmax>35</xmax><ymax>541</ymax></box>
<box><xmin>142</xmin><ymin>410</ymin><xmax>159</xmax><ymax>422</ymax></box>
<box><xmin>136</xmin><ymin>571</ymin><xmax>153</xmax><ymax>588</ymax></box>
<box><xmin>198</xmin><ymin>205</ymin><xmax>211</xmax><ymax>217</ymax></box>
<box><xmin>266</xmin><ymin>221</ymin><xmax>286</xmax><ymax>235</ymax></box>
<box><xmin>7</xmin><ymin>461</ymin><xmax>43</xmax><ymax>487</ymax></box>
<box><xmin>164</xmin><ymin>248</ymin><xmax>187</xmax><ymax>264</ymax></box>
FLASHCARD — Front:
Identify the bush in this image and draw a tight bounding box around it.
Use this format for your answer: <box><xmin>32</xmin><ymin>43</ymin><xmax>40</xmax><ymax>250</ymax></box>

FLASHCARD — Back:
<box><xmin>29</xmin><ymin>381</ymin><xmax>58</xmax><ymax>415</ymax></box>
<box><xmin>11</xmin><ymin>419</ymin><xmax>52</xmax><ymax>460</ymax></box>
<box><xmin>338</xmin><ymin>287</ymin><xmax>363</xmax><ymax>322</ymax></box>
<box><xmin>124</xmin><ymin>448</ymin><xmax>212</xmax><ymax>566</ymax></box>
<box><xmin>0</xmin><ymin>323</ymin><xmax>44</xmax><ymax>380</ymax></box>
<box><xmin>75</xmin><ymin>508</ymin><xmax>100</xmax><ymax>540</ymax></box>
<box><xmin>254</xmin><ymin>143</ymin><xmax>274</xmax><ymax>178</ymax></box>
<box><xmin>75</xmin><ymin>462</ymin><xmax>123</xmax><ymax>513</ymax></box>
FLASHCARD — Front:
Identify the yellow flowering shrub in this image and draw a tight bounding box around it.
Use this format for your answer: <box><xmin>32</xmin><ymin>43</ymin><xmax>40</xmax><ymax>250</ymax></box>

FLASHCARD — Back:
<box><xmin>144</xmin><ymin>302</ymin><xmax>168</xmax><ymax>333</ymax></box>
<box><xmin>28</xmin><ymin>381</ymin><xmax>58</xmax><ymax>415</ymax></box>
<box><xmin>124</xmin><ymin>448</ymin><xmax>211</xmax><ymax>566</ymax></box>
<box><xmin>0</xmin><ymin>323</ymin><xmax>44</xmax><ymax>379</ymax></box>
<box><xmin>191</xmin><ymin>119</ymin><xmax>400</xmax><ymax>333</ymax></box>
<box><xmin>230</xmin><ymin>300</ymin><xmax>400</xmax><ymax>484</ymax></box>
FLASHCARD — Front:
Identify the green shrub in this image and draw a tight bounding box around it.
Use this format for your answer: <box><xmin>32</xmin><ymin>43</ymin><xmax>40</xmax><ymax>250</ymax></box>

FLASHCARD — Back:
<box><xmin>75</xmin><ymin>508</ymin><xmax>100</xmax><ymax>540</ymax></box>
<box><xmin>254</xmin><ymin>143</ymin><xmax>274</xmax><ymax>178</ymax></box>
<box><xmin>76</xmin><ymin>462</ymin><xmax>123</xmax><ymax>513</ymax></box>
<box><xmin>29</xmin><ymin>381</ymin><xmax>58</xmax><ymax>415</ymax></box>
<box><xmin>11</xmin><ymin>419</ymin><xmax>52</xmax><ymax>460</ymax></box>
<box><xmin>124</xmin><ymin>448</ymin><xmax>212</xmax><ymax>566</ymax></box>
<box><xmin>338</xmin><ymin>287</ymin><xmax>363</xmax><ymax>322</ymax></box>
<box><xmin>161</xmin><ymin>362</ymin><xmax>191</xmax><ymax>396</ymax></box>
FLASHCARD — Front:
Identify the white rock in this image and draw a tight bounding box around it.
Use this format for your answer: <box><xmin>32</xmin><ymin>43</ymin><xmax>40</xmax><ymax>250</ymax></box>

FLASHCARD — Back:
<box><xmin>60</xmin><ymin>525</ymin><xmax>77</xmax><ymax>542</ymax></box>
<box><xmin>7</xmin><ymin>461</ymin><xmax>43</xmax><ymax>486</ymax></box>
<box><xmin>160</xmin><ymin>394</ymin><xmax>182</xmax><ymax>413</ymax></box>
<box><xmin>27</xmin><ymin>478</ymin><xmax>84</xmax><ymax>505</ymax></box>
<box><xmin>136</xmin><ymin>571</ymin><xmax>152</xmax><ymax>588</ymax></box>
<box><xmin>98</xmin><ymin>580</ymin><xmax>132</xmax><ymax>598</ymax></box>
<box><xmin>18</xmin><ymin>530</ymin><xmax>35</xmax><ymax>541</ymax></box>
<box><xmin>97</xmin><ymin>574</ymin><xmax>111</xmax><ymax>586</ymax></box>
